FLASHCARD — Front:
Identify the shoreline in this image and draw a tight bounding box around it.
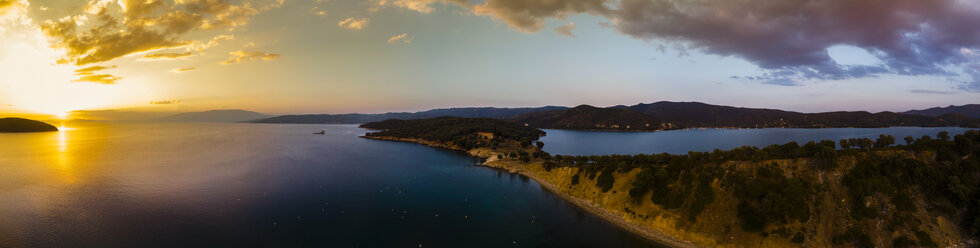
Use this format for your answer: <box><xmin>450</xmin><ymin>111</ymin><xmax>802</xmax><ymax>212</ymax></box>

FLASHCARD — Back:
<box><xmin>362</xmin><ymin>135</ymin><xmax>698</xmax><ymax>248</ymax></box>
<box><xmin>480</xmin><ymin>160</ymin><xmax>698</xmax><ymax>248</ymax></box>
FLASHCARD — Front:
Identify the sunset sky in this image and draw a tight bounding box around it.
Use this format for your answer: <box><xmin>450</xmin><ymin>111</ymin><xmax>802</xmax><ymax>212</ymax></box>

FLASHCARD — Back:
<box><xmin>2</xmin><ymin>0</ymin><xmax>980</xmax><ymax>118</ymax></box>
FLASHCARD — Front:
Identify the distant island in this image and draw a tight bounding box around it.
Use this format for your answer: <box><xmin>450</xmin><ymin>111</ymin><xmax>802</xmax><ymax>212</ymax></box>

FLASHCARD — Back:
<box><xmin>0</xmin><ymin>118</ymin><xmax>58</xmax><ymax>132</ymax></box>
<box><xmin>257</xmin><ymin>102</ymin><xmax>980</xmax><ymax>131</ymax></box>
<box><xmin>151</xmin><ymin>109</ymin><xmax>272</xmax><ymax>123</ymax></box>
<box><xmin>361</xmin><ymin>117</ymin><xmax>980</xmax><ymax>247</ymax></box>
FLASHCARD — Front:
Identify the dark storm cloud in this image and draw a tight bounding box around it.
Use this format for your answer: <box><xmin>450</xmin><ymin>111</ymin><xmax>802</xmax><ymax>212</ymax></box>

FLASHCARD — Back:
<box><xmin>610</xmin><ymin>0</ymin><xmax>980</xmax><ymax>84</ymax></box>
<box><xmin>433</xmin><ymin>0</ymin><xmax>980</xmax><ymax>88</ymax></box>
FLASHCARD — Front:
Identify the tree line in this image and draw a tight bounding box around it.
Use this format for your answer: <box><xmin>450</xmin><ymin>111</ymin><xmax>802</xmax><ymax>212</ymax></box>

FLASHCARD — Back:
<box><xmin>543</xmin><ymin>130</ymin><xmax>979</xmax><ymax>246</ymax></box>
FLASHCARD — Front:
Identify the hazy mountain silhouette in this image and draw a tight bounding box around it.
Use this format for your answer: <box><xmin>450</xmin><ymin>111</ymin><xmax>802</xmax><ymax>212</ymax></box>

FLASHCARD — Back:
<box><xmin>903</xmin><ymin>104</ymin><xmax>980</xmax><ymax>118</ymax></box>
<box><xmin>152</xmin><ymin>110</ymin><xmax>272</xmax><ymax>123</ymax></box>
<box><xmin>254</xmin><ymin>106</ymin><xmax>567</xmax><ymax>124</ymax></box>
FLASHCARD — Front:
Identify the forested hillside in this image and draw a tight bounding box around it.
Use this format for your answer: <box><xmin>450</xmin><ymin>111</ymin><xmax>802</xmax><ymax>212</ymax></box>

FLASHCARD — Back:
<box><xmin>534</xmin><ymin>130</ymin><xmax>980</xmax><ymax>247</ymax></box>
<box><xmin>360</xmin><ymin>117</ymin><xmax>545</xmax><ymax>150</ymax></box>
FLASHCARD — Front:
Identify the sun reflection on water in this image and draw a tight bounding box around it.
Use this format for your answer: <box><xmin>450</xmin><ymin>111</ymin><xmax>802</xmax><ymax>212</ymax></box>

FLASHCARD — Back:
<box><xmin>54</xmin><ymin>124</ymin><xmax>76</xmax><ymax>184</ymax></box>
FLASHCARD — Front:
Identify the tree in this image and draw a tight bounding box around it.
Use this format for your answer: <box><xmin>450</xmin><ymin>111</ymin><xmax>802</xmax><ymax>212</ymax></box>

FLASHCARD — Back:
<box><xmin>904</xmin><ymin>136</ymin><xmax>915</xmax><ymax>145</ymax></box>
<box><xmin>938</xmin><ymin>131</ymin><xmax>950</xmax><ymax>141</ymax></box>
<box><xmin>840</xmin><ymin>139</ymin><xmax>850</xmax><ymax>149</ymax></box>
<box><xmin>535</xmin><ymin>141</ymin><xmax>545</xmax><ymax>149</ymax></box>
<box><xmin>856</xmin><ymin>138</ymin><xmax>874</xmax><ymax>151</ymax></box>
<box><xmin>875</xmin><ymin>134</ymin><xmax>895</xmax><ymax>148</ymax></box>
<box><xmin>955</xmin><ymin>135</ymin><xmax>974</xmax><ymax>154</ymax></box>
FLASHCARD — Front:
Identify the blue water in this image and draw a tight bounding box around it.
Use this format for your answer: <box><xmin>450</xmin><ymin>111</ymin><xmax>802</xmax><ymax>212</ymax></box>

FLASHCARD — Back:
<box><xmin>0</xmin><ymin>122</ymin><xmax>658</xmax><ymax>247</ymax></box>
<box><xmin>540</xmin><ymin>127</ymin><xmax>976</xmax><ymax>156</ymax></box>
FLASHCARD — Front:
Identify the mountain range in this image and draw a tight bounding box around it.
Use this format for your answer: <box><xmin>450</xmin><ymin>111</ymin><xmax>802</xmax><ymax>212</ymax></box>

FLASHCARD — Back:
<box><xmin>251</xmin><ymin>102</ymin><xmax>980</xmax><ymax>130</ymax></box>
<box><xmin>518</xmin><ymin>103</ymin><xmax>978</xmax><ymax>130</ymax></box>
<box><xmin>903</xmin><ymin>104</ymin><xmax>980</xmax><ymax>118</ymax></box>
<box><xmin>254</xmin><ymin>106</ymin><xmax>567</xmax><ymax>124</ymax></box>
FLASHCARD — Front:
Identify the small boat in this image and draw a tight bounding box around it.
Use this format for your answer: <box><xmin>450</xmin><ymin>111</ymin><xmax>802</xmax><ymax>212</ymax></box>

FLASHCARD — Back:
<box><xmin>313</xmin><ymin>131</ymin><xmax>325</xmax><ymax>135</ymax></box>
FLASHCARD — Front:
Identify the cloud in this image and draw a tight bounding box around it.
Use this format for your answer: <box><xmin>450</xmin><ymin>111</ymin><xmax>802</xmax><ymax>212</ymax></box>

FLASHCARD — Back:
<box><xmin>404</xmin><ymin>0</ymin><xmax>980</xmax><ymax>87</ymax></box>
<box><xmin>188</xmin><ymin>34</ymin><xmax>235</xmax><ymax>52</ymax></box>
<box><xmin>222</xmin><ymin>50</ymin><xmax>280</xmax><ymax>65</ymax></box>
<box><xmin>372</xmin><ymin>0</ymin><xmax>470</xmax><ymax>13</ymax></box>
<box><xmin>961</xmin><ymin>65</ymin><xmax>980</xmax><ymax>92</ymax></box>
<box><xmin>144</xmin><ymin>52</ymin><xmax>194</xmax><ymax>59</ymax></box>
<box><xmin>910</xmin><ymin>89</ymin><xmax>955</xmax><ymax>95</ymax></box>
<box><xmin>338</xmin><ymin>17</ymin><xmax>369</xmax><ymax>30</ymax></box>
<box><xmin>554</xmin><ymin>22</ymin><xmax>576</xmax><ymax>38</ymax></box>
<box><xmin>150</xmin><ymin>100</ymin><xmax>180</xmax><ymax>105</ymax></box>
<box><xmin>0</xmin><ymin>0</ymin><xmax>16</xmax><ymax>14</ymax></box>
<box><xmin>72</xmin><ymin>74</ymin><xmax>121</xmax><ymax>84</ymax></box>
<box><xmin>613</xmin><ymin>0</ymin><xmax>980</xmax><ymax>84</ymax></box>
<box><xmin>387</xmin><ymin>33</ymin><xmax>413</xmax><ymax>44</ymax></box>
<box><xmin>39</xmin><ymin>0</ymin><xmax>278</xmax><ymax>66</ymax></box>
<box><xmin>170</xmin><ymin>67</ymin><xmax>197</xmax><ymax>73</ymax></box>
<box><xmin>74</xmin><ymin>65</ymin><xmax>117</xmax><ymax>75</ymax></box>
<box><xmin>472</xmin><ymin>0</ymin><xmax>610</xmax><ymax>33</ymax></box>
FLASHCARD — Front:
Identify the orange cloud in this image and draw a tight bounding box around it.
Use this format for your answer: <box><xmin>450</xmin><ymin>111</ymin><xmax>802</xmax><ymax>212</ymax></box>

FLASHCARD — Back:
<box><xmin>170</xmin><ymin>67</ymin><xmax>197</xmax><ymax>73</ymax></box>
<box><xmin>222</xmin><ymin>50</ymin><xmax>280</xmax><ymax>65</ymax></box>
<box><xmin>372</xmin><ymin>0</ymin><xmax>470</xmax><ymax>13</ymax></box>
<box><xmin>554</xmin><ymin>22</ymin><xmax>576</xmax><ymax>38</ymax></box>
<box><xmin>150</xmin><ymin>100</ymin><xmax>180</xmax><ymax>105</ymax></box>
<box><xmin>338</xmin><ymin>17</ymin><xmax>369</xmax><ymax>30</ymax></box>
<box><xmin>0</xmin><ymin>0</ymin><xmax>16</xmax><ymax>14</ymax></box>
<box><xmin>72</xmin><ymin>74</ymin><xmax>122</xmax><ymax>84</ymax></box>
<box><xmin>40</xmin><ymin>0</ymin><xmax>279</xmax><ymax>66</ymax></box>
<box><xmin>144</xmin><ymin>52</ymin><xmax>194</xmax><ymax>59</ymax></box>
<box><xmin>74</xmin><ymin>65</ymin><xmax>117</xmax><ymax>75</ymax></box>
<box><xmin>387</xmin><ymin>33</ymin><xmax>413</xmax><ymax>44</ymax></box>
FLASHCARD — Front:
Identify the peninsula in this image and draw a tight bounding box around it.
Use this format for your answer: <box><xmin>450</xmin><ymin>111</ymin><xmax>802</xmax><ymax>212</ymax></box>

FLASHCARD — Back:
<box><xmin>0</xmin><ymin>118</ymin><xmax>58</xmax><ymax>132</ymax></box>
<box><xmin>361</xmin><ymin>117</ymin><xmax>980</xmax><ymax>247</ymax></box>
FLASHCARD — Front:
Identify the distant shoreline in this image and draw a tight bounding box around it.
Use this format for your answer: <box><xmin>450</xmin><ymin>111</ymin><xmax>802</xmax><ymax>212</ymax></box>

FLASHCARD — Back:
<box><xmin>361</xmin><ymin>135</ymin><xmax>696</xmax><ymax>248</ymax></box>
<box><xmin>536</xmin><ymin>125</ymin><xmax>976</xmax><ymax>133</ymax></box>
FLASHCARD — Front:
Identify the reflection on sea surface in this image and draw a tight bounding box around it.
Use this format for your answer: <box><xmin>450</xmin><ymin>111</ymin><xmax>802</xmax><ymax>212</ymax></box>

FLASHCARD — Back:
<box><xmin>0</xmin><ymin>122</ymin><xmax>658</xmax><ymax>247</ymax></box>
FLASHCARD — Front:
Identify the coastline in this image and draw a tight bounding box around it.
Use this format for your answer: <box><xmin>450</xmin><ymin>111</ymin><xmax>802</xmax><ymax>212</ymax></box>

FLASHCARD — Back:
<box><xmin>362</xmin><ymin>135</ymin><xmax>698</xmax><ymax>248</ymax></box>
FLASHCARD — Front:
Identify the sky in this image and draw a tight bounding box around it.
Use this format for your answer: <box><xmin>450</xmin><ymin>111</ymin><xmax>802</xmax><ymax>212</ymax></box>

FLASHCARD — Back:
<box><xmin>1</xmin><ymin>0</ymin><xmax>980</xmax><ymax>119</ymax></box>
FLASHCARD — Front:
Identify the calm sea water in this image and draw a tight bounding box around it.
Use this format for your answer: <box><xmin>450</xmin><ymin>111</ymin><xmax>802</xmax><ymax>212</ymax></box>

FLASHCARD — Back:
<box><xmin>540</xmin><ymin>127</ymin><xmax>976</xmax><ymax>156</ymax></box>
<box><xmin>0</xmin><ymin>122</ymin><xmax>658</xmax><ymax>248</ymax></box>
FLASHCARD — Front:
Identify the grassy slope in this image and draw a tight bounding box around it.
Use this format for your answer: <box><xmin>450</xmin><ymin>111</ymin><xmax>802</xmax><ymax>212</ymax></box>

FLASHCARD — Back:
<box><xmin>493</xmin><ymin>151</ymin><xmax>967</xmax><ymax>248</ymax></box>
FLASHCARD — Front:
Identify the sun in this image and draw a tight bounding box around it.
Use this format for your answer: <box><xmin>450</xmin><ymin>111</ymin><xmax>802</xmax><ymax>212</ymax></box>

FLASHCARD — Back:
<box><xmin>53</xmin><ymin>111</ymin><xmax>70</xmax><ymax>119</ymax></box>
<box><xmin>0</xmin><ymin>8</ymin><xmax>140</xmax><ymax>118</ymax></box>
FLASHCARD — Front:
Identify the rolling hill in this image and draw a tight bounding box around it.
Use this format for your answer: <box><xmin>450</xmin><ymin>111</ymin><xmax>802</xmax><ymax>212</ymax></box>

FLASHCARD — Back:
<box><xmin>0</xmin><ymin>118</ymin><xmax>58</xmax><ymax>132</ymax></box>
<box><xmin>512</xmin><ymin>101</ymin><xmax>979</xmax><ymax>130</ymax></box>
<box><xmin>509</xmin><ymin>105</ymin><xmax>679</xmax><ymax>130</ymax></box>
